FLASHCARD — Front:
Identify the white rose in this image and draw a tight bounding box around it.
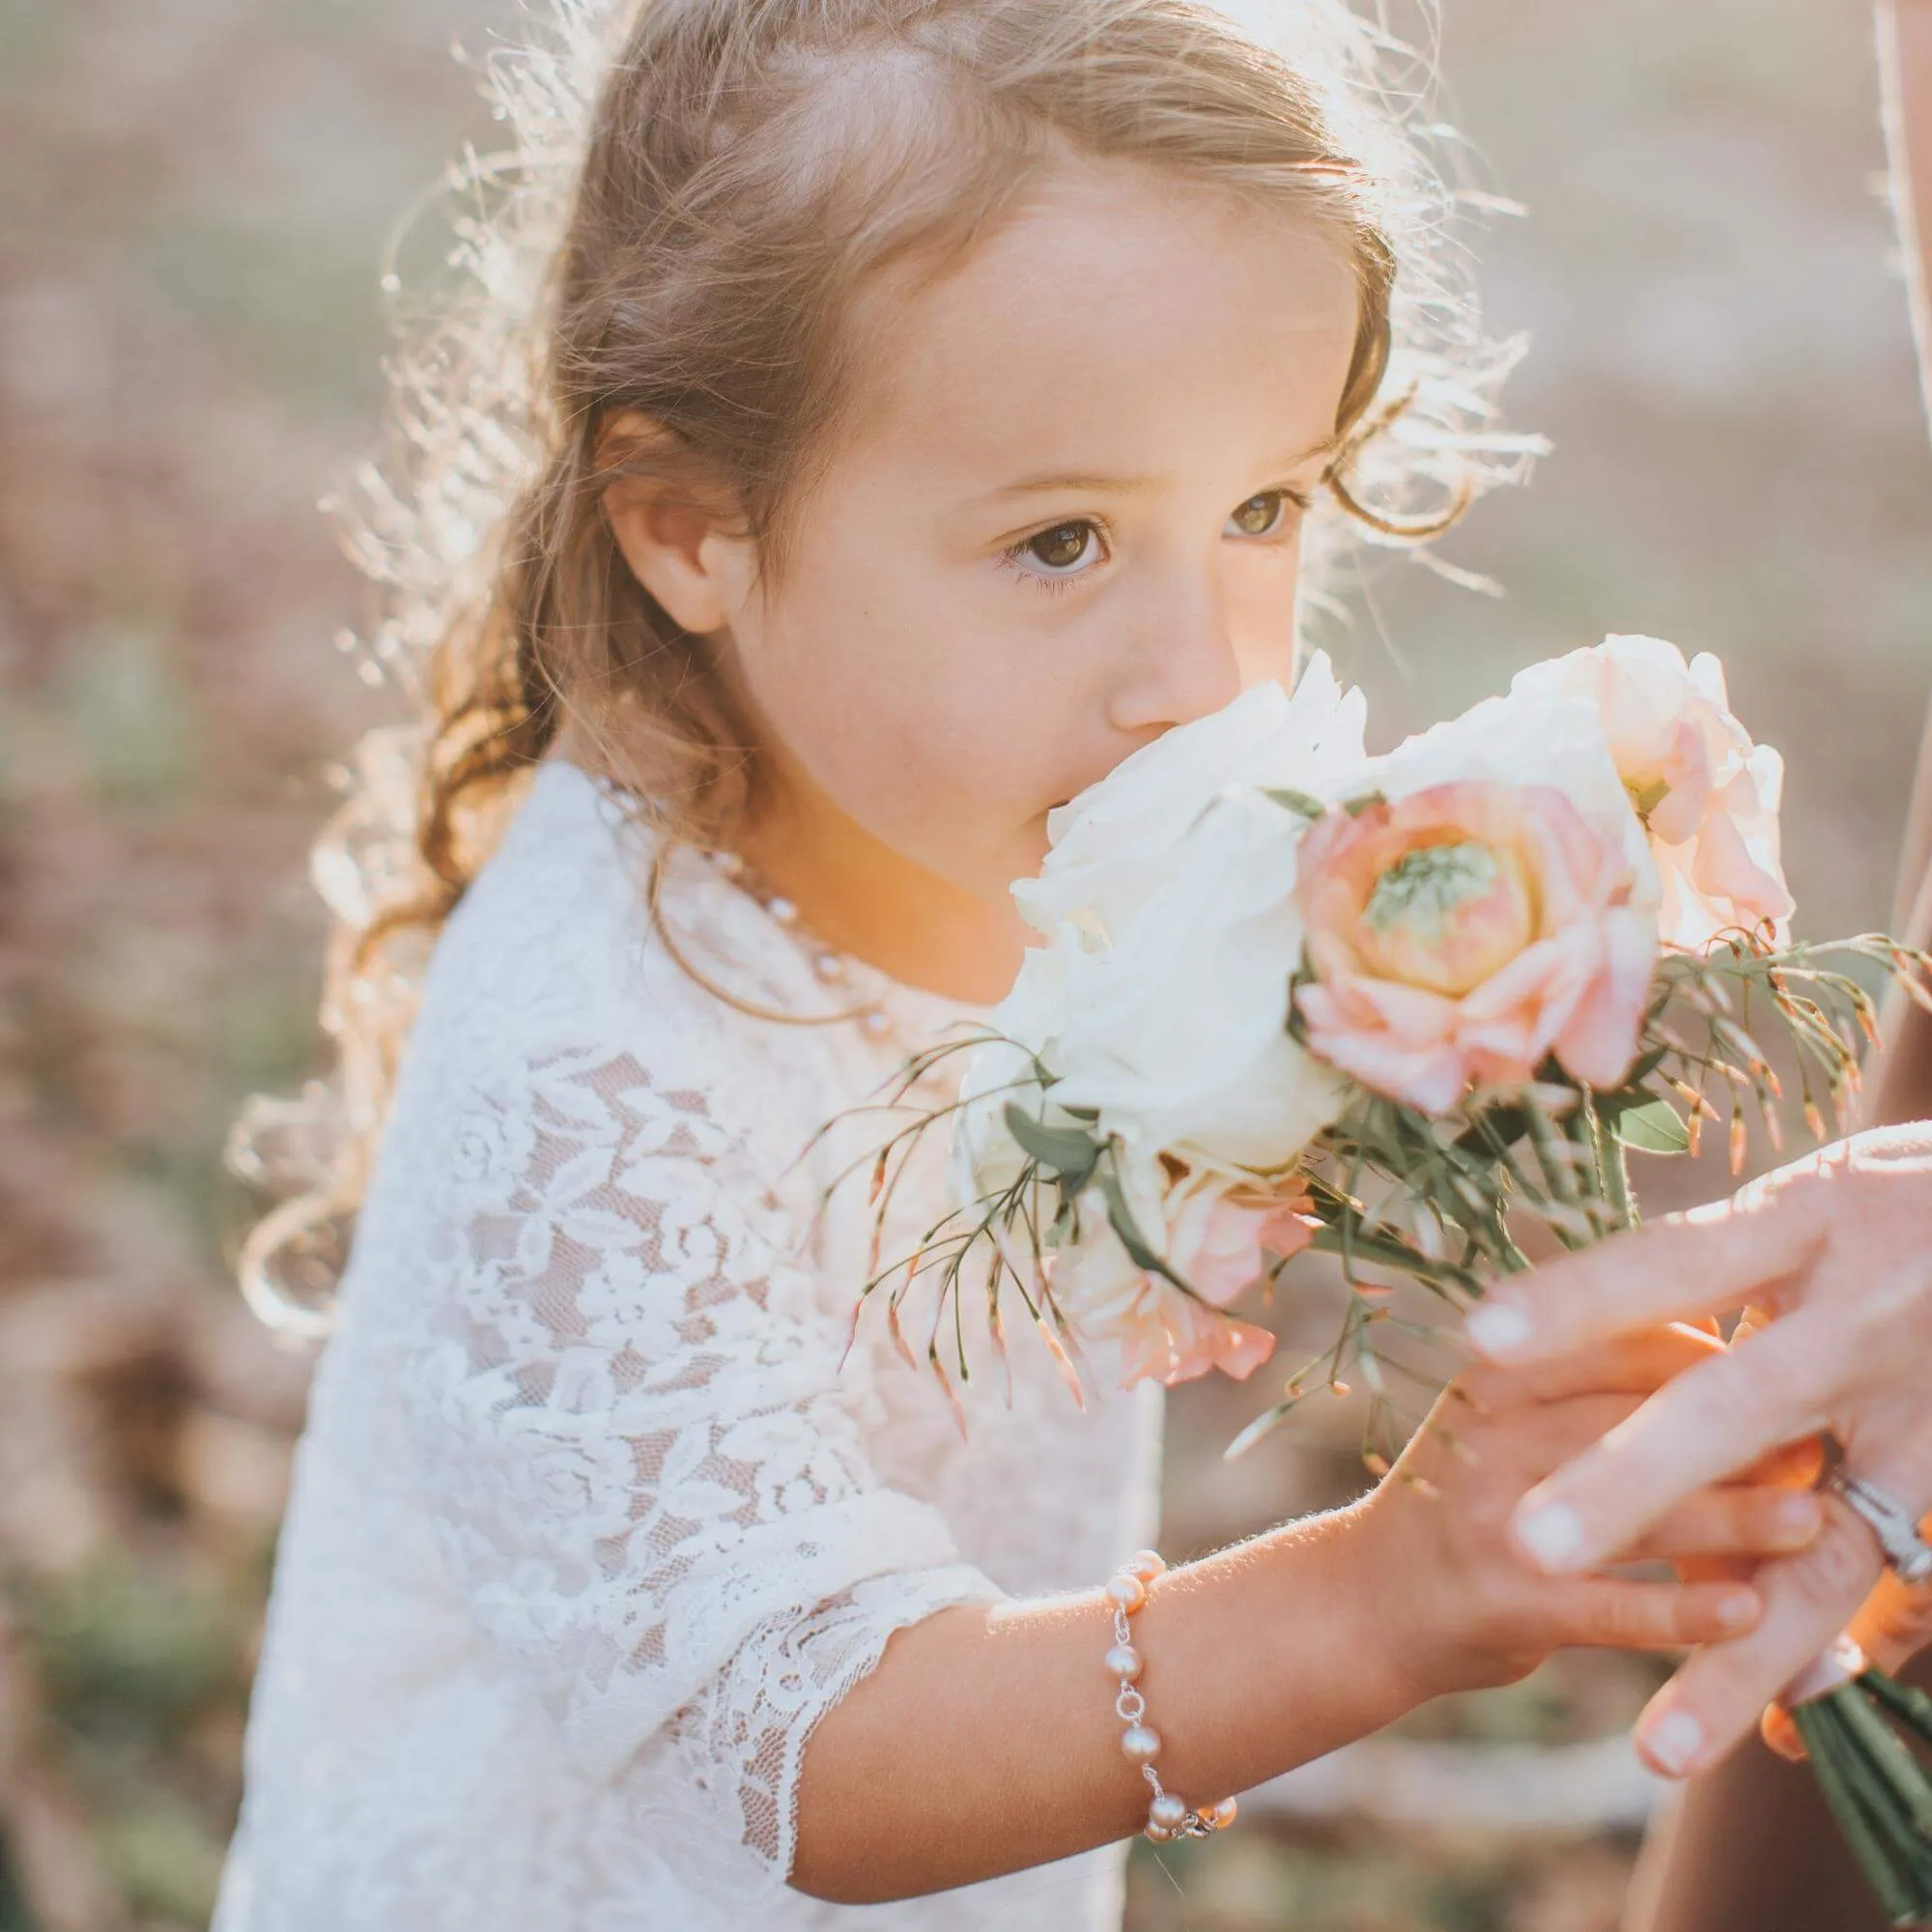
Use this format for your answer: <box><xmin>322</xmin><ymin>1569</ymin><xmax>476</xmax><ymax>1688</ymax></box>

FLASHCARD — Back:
<box><xmin>1013</xmin><ymin>652</ymin><xmax>1369</xmax><ymax>942</ymax></box>
<box><xmin>987</xmin><ymin>658</ymin><xmax>1367</xmax><ymax>1174</ymax></box>
<box><xmin>1039</xmin><ymin>785</ymin><xmax>1350</xmax><ymax>1168</ymax></box>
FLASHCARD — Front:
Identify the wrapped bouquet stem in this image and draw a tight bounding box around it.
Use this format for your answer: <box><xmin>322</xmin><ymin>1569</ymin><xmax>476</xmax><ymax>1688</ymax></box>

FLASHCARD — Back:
<box><xmin>838</xmin><ymin>638</ymin><xmax>1932</xmax><ymax>1922</ymax></box>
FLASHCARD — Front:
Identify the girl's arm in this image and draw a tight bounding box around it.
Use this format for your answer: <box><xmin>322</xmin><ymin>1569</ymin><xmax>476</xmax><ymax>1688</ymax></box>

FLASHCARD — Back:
<box><xmin>402</xmin><ymin>1012</ymin><xmax>1793</xmax><ymax>1910</ymax></box>
<box><xmin>793</xmin><ymin>1508</ymin><xmax>1411</xmax><ymax>1900</ymax></box>
<box><xmin>793</xmin><ymin>1325</ymin><xmax>1804</xmax><ymax>1904</ymax></box>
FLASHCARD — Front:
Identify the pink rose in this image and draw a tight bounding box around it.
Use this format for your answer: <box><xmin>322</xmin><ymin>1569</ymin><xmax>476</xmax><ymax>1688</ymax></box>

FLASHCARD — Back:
<box><xmin>1293</xmin><ymin>781</ymin><xmax>1657</xmax><ymax>1114</ymax></box>
<box><xmin>1514</xmin><ymin>637</ymin><xmax>1793</xmax><ymax>950</ymax></box>
<box><xmin>1052</xmin><ymin>1167</ymin><xmax>1316</xmax><ymax>1388</ymax></box>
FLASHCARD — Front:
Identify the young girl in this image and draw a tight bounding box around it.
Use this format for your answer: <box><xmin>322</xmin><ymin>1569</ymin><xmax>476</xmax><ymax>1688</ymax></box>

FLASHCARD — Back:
<box><xmin>216</xmin><ymin>2</ymin><xmax>1828</xmax><ymax>1925</ymax></box>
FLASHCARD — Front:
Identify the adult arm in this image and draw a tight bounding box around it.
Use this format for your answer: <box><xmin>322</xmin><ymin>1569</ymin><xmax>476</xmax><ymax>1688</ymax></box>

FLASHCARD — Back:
<box><xmin>1467</xmin><ymin>7</ymin><xmax>1932</xmax><ymax>1795</ymax></box>
<box><xmin>1889</xmin><ymin>0</ymin><xmax>1932</xmax><ymax>443</ymax></box>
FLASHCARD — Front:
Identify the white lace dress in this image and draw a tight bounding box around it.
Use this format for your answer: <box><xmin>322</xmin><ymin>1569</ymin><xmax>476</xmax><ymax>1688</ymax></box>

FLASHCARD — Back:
<box><xmin>214</xmin><ymin>761</ymin><xmax>1164</xmax><ymax>1932</ymax></box>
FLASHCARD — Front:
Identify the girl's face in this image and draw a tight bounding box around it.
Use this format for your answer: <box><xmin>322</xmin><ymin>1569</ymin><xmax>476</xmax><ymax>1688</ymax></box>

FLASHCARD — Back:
<box><xmin>624</xmin><ymin>158</ymin><xmax>1362</xmax><ymax>921</ymax></box>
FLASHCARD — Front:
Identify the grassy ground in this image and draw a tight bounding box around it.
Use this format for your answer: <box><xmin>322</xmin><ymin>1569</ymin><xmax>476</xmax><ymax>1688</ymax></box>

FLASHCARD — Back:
<box><xmin>1</xmin><ymin>2</ymin><xmax>1927</xmax><ymax>1926</ymax></box>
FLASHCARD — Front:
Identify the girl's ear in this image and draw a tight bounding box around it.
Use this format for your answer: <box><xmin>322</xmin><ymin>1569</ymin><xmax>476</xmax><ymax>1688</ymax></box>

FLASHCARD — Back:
<box><xmin>600</xmin><ymin>412</ymin><xmax>753</xmax><ymax>637</ymax></box>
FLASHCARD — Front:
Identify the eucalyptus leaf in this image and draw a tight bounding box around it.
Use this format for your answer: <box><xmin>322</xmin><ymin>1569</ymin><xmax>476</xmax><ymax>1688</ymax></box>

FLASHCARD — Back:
<box><xmin>1260</xmin><ymin>786</ymin><xmax>1327</xmax><ymax>820</ymax></box>
<box><xmin>1097</xmin><ymin>1166</ymin><xmax>1165</xmax><ymax>1271</ymax></box>
<box><xmin>1605</xmin><ymin>1095</ymin><xmax>1690</xmax><ymax>1155</ymax></box>
<box><xmin>1097</xmin><ymin>1165</ymin><xmax>1195</xmax><ymax>1293</ymax></box>
<box><xmin>1224</xmin><ymin>1396</ymin><xmax>1306</xmax><ymax>1461</ymax></box>
<box><xmin>1002</xmin><ymin>1104</ymin><xmax>1101</xmax><ymax>1183</ymax></box>
<box><xmin>1627</xmin><ymin>1044</ymin><xmax>1669</xmax><ymax>1085</ymax></box>
<box><xmin>1455</xmin><ymin>1104</ymin><xmax>1529</xmax><ymax>1156</ymax></box>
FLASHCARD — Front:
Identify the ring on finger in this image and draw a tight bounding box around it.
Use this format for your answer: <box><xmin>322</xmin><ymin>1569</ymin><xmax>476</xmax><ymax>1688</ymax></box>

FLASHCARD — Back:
<box><xmin>1822</xmin><ymin>1468</ymin><xmax>1932</xmax><ymax>1586</ymax></box>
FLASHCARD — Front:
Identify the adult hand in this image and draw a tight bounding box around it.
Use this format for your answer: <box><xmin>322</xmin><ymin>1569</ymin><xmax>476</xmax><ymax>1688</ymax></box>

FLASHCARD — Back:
<box><xmin>1757</xmin><ymin>1565</ymin><xmax>1932</xmax><ymax>1763</ymax></box>
<box><xmin>1463</xmin><ymin>1123</ymin><xmax>1932</xmax><ymax>1777</ymax></box>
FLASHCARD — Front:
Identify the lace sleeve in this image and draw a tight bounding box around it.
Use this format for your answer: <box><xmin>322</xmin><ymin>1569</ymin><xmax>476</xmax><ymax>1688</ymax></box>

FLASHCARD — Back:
<box><xmin>398</xmin><ymin>1038</ymin><xmax>1001</xmax><ymax>1885</ymax></box>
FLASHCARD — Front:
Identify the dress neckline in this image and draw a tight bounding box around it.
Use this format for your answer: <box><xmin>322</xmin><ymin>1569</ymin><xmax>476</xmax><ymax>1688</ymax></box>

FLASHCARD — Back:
<box><xmin>533</xmin><ymin>759</ymin><xmax>1006</xmax><ymax>1046</ymax></box>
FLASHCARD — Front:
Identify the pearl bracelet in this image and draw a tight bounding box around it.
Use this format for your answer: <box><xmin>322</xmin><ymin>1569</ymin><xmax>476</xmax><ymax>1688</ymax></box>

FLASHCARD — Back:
<box><xmin>1103</xmin><ymin>1550</ymin><xmax>1238</xmax><ymax>1845</ymax></box>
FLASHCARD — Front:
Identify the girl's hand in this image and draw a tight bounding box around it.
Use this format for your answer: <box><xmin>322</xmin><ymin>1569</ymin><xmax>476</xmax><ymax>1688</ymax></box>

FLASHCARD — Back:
<box><xmin>1461</xmin><ymin>1125</ymin><xmax>1932</xmax><ymax>1775</ymax></box>
<box><xmin>1358</xmin><ymin>1322</ymin><xmax>1825</xmax><ymax>1705</ymax></box>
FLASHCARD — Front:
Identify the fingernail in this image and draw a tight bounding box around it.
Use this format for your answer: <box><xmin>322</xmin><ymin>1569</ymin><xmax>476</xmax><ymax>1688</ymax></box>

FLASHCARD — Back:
<box><xmin>1718</xmin><ymin>1589</ymin><xmax>1758</xmax><ymax>1631</ymax></box>
<box><xmin>1640</xmin><ymin>1708</ymin><xmax>1706</xmax><ymax>1777</ymax></box>
<box><xmin>1466</xmin><ymin>1302</ymin><xmax>1532</xmax><ymax>1359</ymax></box>
<box><xmin>1513</xmin><ymin>1499</ymin><xmax>1587</xmax><ymax>1573</ymax></box>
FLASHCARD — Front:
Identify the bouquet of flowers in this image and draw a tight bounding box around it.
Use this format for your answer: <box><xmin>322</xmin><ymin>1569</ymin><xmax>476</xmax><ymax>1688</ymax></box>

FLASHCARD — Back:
<box><xmin>846</xmin><ymin>637</ymin><xmax>1932</xmax><ymax>1920</ymax></box>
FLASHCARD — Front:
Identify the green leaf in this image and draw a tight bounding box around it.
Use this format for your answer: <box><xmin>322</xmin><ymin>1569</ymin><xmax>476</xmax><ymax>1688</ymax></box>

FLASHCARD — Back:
<box><xmin>1044</xmin><ymin>1199</ymin><xmax>1077</xmax><ymax>1250</ymax></box>
<box><xmin>1342</xmin><ymin>790</ymin><xmax>1388</xmax><ymax>818</ymax></box>
<box><xmin>1627</xmin><ymin>1044</ymin><xmax>1669</xmax><ymax>1085</ymax></box>
<box><xmin>1096</xmin><ymin>1164</ymin><xmax>1195</xmax><ymax>1294</ymax></box>
<box><xmin>1605</xmin><ymin>1095</ymin><xmax>1690</xmax><ymax>1154</ymax></box>
<box><xmin>1305</xmin><ymin>1221</ymin><xmax>1479</xmax><ymax>1293</ymax></box>
<box><xmin>1097</xmin><ymin>1166</ymin><xmax>1165</xmax><ymax>1271</ymax></box>
<box><xmin>1003</xmin><ymin>1104</ymin><xmax>1100</xmax><ymax>1184</ymax></box>
<box><xmin>1260</xmin><ymin>786</ymin><xmax>1328</xmax><ymax>820</ymax></box>
<box><xmin>1224</xmin><ymin>1395</ymin><xmax>1307</xmax><ymax>1461</ymax></box>
<box><xmin>1454</xmin><ymin>1104</ymin><xmax>1528</xmax><ymax>1156</ymax></box>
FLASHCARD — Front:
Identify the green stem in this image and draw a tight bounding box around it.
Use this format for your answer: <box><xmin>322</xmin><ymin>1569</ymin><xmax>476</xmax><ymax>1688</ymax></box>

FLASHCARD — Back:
<box><xmin>1795</xmin><ymin>1700</ymin><xmax>1926</xmax><ymax>1925</ymax></box>
<box><xmin>1586</xmin><ymin>1096</ymin><xmax>1636</xmax><ymax>1233</ymax></box>
<box><xmin>1866</xmin><ymin>1670</ymin><xmax>1932</xmax><ymax>1752</ymax></box>
<box><xmin>1839</xmin><ymin>1688</ymin><xmax>1932</xmax><ymax>1839</ymax></box>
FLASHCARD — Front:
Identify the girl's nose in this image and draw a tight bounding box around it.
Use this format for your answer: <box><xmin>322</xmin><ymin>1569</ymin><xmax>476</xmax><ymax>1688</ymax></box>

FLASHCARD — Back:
<box><xmin>1104</xmin><ymin>571</ymin><xmax>1245</xmax><ymax>735</ymax></box>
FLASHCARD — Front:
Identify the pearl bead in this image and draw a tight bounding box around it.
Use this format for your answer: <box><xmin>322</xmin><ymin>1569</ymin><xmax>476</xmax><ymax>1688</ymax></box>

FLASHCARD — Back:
<box><xmin>1205</xmin><ymin>1797</ymin><xmax>1238</xmax><ymax>1831</ymax></box>
<box><xmin>1143</xmin><ymin>1820</ymin><xmax>1175</xmax><ymax>1844</ymax></box>
<box><xmin>812</xmin><ymin>951</ymin><xmax>845</xmax><ymax>983</ymax></box>
<box><xmin>1148</xmin><ymin>1792</ymin><xmax>1188</xmax><ymax>1832</ymax></box>
<box><xmin>1121</xmin><ymin>1723</ymin><xmax>1161</xmax><ymax>1763</ymax></box>
<box><xmin>1103</xmin><ymin>1574</ymin><xmax>1147</xmax><ymax>1615</ymax></box>
<box><xmin>766</xmin><ymin>895</ymin><xmax>799</xmax><ymax>925</ymax></box>
<box><xmin>1103</xmin><ymin>1643</ymin><xmax>1143</xmax><ymax>1682</ymax></box>
<box><xmin>859</xmin><ymin>1009</ymin><xmax>892</xmax><ymax>1039</ymax></box>
<box><xmin>1123</xmin><ymin>1549</ymin><xmax>1166</xmax><ymax>1583</ymax></box>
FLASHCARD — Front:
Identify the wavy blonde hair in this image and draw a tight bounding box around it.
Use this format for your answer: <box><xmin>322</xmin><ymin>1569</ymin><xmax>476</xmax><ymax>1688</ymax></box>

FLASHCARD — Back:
<box><xmin>229</xmin><ymin>0</ymin><xmax>1534</xmax><ymax>1333</ymax></box>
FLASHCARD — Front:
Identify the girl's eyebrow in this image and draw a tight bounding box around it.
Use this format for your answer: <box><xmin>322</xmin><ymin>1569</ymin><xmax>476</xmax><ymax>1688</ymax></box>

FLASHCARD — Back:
<box><xmin>978</xmin><ymin>469</ymin><xmax>1158</xmax><ymax>503</ymax></box>
<box><xmin>976</xmin><ymin>437</ymin><xmax>1340</xmax><ymax>506</ymax></box>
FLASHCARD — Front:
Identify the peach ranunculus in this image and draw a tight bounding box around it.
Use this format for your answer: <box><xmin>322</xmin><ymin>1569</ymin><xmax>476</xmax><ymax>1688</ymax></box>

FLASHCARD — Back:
<box><xmin>1513</xmin><ymin>637</ymin><xmax>1794</xmax><ymax>951</ymax></box>
<box><xmin>1050</xmin><ymin>1161</ymin><xmax>1317</xmax><ymax>1388</ymax></box>
<box><xmin>1293</xmin><ymin>781</ymin><xmax>1658</xmax><ymax>1115</ymax></box>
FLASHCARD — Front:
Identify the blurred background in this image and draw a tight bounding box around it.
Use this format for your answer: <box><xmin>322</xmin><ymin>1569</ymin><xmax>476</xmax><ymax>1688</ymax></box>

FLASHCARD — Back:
<box><xmin>1</xmin><ymin>1</ymin><xmax>1928</xmax><ymax>1927</ymax></box>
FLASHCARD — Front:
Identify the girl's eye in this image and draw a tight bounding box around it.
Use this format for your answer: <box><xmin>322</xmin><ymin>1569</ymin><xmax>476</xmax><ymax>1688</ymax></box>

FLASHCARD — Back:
<box><xmin>1017</xmin><ymin>521</ymin><xmax>1100</xmax><ymax>574</ymax></box>
<box><xmin>1226</xmin><ymin>491</ymin><xmax>1290</xmax><ymax>538</ymax></box>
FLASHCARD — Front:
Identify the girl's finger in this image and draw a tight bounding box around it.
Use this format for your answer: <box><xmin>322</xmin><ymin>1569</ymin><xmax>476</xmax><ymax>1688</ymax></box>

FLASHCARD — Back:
<box><xmin>1618</xmin><ymin>1485</ymin><xmax>1824</xmax><ymax>1564</ymax></box>
<box><xmin>1506</xmin><ymin>1309</ymin><xmax>1849</xmax><ymax>1577</ymax></box>
<box><xmin>1464</xmin><ymin>1189</ymin><xmax>1828</xmax><ymax>1368</ymax></box>
<box><xmin>1553</xmin><ymin>1575</ymin><xmax>1763</xmax><ymax>1653</ymax></box>
<box><xmin>1631</xmin><ymin>1512</ymin><xmax>1886</xmax><ymax>1778</ymax></box>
